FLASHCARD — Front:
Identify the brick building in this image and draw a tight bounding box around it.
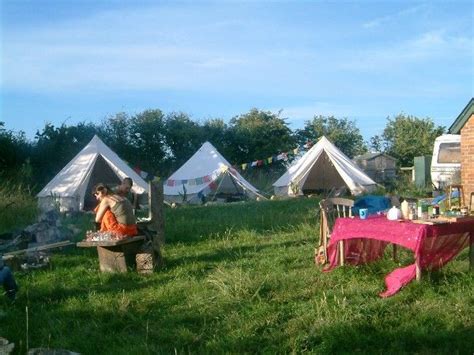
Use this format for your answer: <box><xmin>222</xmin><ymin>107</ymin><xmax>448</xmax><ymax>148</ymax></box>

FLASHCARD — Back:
<box><xmin>449</xmin><ymin>98</ymin><xmax>474</xmax><ymax>209</ymax></box>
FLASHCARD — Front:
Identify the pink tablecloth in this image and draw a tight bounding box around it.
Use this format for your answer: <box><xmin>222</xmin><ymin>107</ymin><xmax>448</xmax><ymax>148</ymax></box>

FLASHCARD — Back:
<box><xmin>324</xmin><ymin>216</ymin><xmax>474</xmax><ymax>297</ymax></box>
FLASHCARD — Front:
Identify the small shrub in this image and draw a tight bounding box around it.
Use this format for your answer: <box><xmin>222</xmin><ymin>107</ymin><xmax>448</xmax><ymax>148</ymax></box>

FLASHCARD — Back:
<box><xmin>0</xmin><ymin>179</ymin><xmax>38</xmax><ymax>233</ymax></box>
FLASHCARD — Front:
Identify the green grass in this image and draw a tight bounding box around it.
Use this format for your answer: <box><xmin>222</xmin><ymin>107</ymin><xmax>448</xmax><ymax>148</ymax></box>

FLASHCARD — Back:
<box><xmin>1</xmin><ymin>197</ymin><xmax>473</xmax><ymax>354</ymax></box>
<box><xmin>0</xmin><ymin>182</ymin><xmax>37</xmax><ymax>234</ymax></box>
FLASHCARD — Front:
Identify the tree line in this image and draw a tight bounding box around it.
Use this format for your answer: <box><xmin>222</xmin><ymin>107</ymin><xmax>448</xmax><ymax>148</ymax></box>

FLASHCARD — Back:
<box><xmin>0</xmin><ymin>108</ymin><xmax>445</xmax><ymax>192</ymax></box>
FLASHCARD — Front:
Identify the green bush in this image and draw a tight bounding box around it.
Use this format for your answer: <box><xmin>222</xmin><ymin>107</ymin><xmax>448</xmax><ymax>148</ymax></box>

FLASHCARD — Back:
<box><xmin>0</xmin><ymin>180</ymin><xmax>37</xmax><ymax>233</ymax></box>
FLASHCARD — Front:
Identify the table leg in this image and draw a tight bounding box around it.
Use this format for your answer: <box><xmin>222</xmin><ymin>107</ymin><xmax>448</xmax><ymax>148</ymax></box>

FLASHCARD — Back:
<box><xmin>321</xmin><ymin>222</ymin><xmax>327</xmax><ymax>260</ymax></box>
<box><xmin>339</xmin><ymin>240</ymin><xmax>345</xmax><ymax>266</ymax></box>
<box><xmin>392</xmin><ymin>244</ymin><xmax>398</xmax><ymax>263</ymax></box>
<box><xmin>97</xmin><ymin>246</ymin><xmax>127</xmax><ymax>273</ymax></box>
<box><xmin>415</xmin><ymin>258</ymin><xmax>421</xmax><ymax>281</ymax></box>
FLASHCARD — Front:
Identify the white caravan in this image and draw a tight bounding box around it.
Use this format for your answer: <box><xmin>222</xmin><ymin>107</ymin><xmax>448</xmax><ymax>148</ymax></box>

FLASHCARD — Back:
<box><xmin>430</xmin><ymin>134</ymin><xmax>461</xmax><ymax>190</ymax></box>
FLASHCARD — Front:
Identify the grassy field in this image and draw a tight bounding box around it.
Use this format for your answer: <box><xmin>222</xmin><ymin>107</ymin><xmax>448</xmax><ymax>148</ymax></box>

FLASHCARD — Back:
<box><xmin>1</xmin><ymin>197</ymin><xmax>473</xmax><ymax>354</ymax></box>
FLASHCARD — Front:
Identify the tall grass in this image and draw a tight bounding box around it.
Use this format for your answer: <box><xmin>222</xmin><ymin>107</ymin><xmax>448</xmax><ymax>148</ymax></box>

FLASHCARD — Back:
<box><xmin>0</xmin><ymin>197</ymin><xmax>473</xmax><ymax>354</ymax></box>
<box><xmin>0</xmin><ymin>180</ymin><xmax>37</xmax><ymax>234</ymax></box>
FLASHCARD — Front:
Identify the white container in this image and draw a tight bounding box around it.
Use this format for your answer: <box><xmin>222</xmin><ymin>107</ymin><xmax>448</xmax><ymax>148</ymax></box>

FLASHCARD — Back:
<box><xmin>387</xmin><ymin>206</ymin><xmax>402</xmax><ymax>220</ymax></box>
<box><xmin>401</xmin><ymin>200</ymin><xmax>410</xmax><ymax>220</ymax></box>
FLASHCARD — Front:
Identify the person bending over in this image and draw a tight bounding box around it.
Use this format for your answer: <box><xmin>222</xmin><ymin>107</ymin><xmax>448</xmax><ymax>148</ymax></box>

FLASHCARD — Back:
<box><xmin>91</xmin><ymin>183</ymin><xmax>138</xmax><ymax>239</ymax></box>
<box><xmin>116</xmin><ymin>177</ymin><xmax>133</xmax><ymax>198</ymax></box>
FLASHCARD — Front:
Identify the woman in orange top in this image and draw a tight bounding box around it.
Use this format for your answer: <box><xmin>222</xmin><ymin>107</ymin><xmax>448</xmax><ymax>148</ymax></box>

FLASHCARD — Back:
<box><xmin>92</xmin><ymin>183</ymin><xmax>138</xmax><ymax>239</ymax></box>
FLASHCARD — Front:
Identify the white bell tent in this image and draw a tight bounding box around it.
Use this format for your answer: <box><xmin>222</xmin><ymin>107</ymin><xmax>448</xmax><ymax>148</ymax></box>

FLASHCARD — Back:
<box><xmin>273</xmin><ymin>136</ymin><xmax>377</xmax><ymax>196</ymax></box>
<box><xmin>37</xmin><ymin>135</ymin><xmax>148</xmax><ymax>212</ymax></box>
<box><xmin>164</xmin><ymin>142</ymin><xmax>264</xmax><ymax>204</ymax></box>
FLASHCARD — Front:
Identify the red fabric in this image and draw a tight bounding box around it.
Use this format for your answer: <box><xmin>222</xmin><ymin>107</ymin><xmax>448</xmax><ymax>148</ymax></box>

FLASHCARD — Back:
<box><xmin>324</xmin><ymin>215</ymin><xmax>474</xmax><ymax>297</ymax></box>
<box><xmin>94</xmin><ymin>205</ymin><xmax>137</xmax><ymax>239</ymax></box>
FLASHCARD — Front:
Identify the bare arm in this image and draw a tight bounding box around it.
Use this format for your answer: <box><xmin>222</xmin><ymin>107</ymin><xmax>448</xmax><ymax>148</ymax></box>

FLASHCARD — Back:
<box><xmin>95</xmin><ymin>198</ymin><xmax>111</xmax><ymax>223</ymax></box>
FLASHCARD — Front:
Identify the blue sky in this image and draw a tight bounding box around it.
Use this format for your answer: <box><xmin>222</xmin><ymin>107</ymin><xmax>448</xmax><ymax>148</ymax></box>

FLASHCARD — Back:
<box><xmin>1</xmin><ymin>0</ymin><xmax>473</xmax><ymax>142</ymax></box>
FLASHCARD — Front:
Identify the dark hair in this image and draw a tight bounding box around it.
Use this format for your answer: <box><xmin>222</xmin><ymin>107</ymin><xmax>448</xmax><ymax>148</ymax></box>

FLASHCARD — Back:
<box><xmin>93</xmin><ymin>183</ymin><xmax>111</xmax><ymax>195</ymax></box>
<box><xmin>123</xmin><ymin>177</ymin><xmax>133</xmax><ymax>187</ymax></box>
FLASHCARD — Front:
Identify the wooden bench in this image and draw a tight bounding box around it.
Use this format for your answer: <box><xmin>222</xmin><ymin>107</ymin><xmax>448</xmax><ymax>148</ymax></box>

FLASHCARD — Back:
<box><xmin>77</xmin><ymin>181</ymin><xmax>165</xmax><ymax>273</ymax></box>
<box><xmin>77</xmin><ymin>235</ymin><xmax>146</xmax><ymax>273</ymax></box>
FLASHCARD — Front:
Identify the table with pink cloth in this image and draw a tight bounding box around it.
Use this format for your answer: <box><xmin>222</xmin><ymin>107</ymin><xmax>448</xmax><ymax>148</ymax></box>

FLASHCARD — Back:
<box><xmin>324</xmin><ymin>215</ymin><xmax>474</xmax><ymax>297</ymax></box>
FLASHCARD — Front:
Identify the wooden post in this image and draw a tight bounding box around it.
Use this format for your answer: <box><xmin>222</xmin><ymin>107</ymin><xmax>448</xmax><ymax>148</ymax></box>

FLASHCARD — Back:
<box><xmin>339</xmin><ymin>240</ymin><xmax>345</xmax><ymax>266</ymax></box>
<box><xmin>321</xmin><ymin>212</ymin><xmax>328</xmax><ymax>260</ymax></box>
<box><xmin>148</xmin><ymin>181</ymin><xmax>165</xmax><ymax>267</ymax></box>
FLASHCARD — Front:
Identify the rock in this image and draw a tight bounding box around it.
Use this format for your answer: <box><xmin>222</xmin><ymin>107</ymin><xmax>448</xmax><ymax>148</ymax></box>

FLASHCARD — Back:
<box><xmin>0</xmin><ymin>336</ymin><xmax>14</xmax><ymax>354</ymax></box>
<box><xmin>38</xmin><ymin>209</ymin><xmax>61</xmax><ymax>225</ymax></box>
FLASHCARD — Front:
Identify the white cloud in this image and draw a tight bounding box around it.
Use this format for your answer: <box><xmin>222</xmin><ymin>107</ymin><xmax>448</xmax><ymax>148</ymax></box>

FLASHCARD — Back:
<box><xmin>362</xmin><ymin>4</ymin><xmax>427</xmax><ymax>29</ymax></box>
<box><xmin>338</xmin><ymin>30</ymin><xmax>473</xmax><ymax>72</ymax></box>
<box><xmin>1</xmin><ymin>2</ymin><xmax>472</xmax><ymax>101</ymax></box>
<box><xmin>1</xmin><ymin>5</ymin><xmax>260</xmax><ymax>92</ymax></box>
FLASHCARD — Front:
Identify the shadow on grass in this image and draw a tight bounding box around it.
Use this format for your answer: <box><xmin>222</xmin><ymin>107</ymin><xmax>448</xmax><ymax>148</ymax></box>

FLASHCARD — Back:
<box><xmin>164</xmin><ymin>199</ymin><xmax>319</xmax><ymax>245</ymax></box>
<box><xmin>164</xmin><ymin>239</ymin><xmax>301</xmax><ymax>270</ymax></box>
<box><xmin>304</xmin><ymin>319</ymin><xmax>474</xmax><ymax>354</ymax></box>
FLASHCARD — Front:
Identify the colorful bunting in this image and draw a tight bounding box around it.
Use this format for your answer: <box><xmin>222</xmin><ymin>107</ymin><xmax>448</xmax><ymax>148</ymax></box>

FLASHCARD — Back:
<box><xmin>137</xmin><ymin>140</ymin><xmax>317</xmax><ymax>183</ymax></box>
<box><xmin>165</xmin><ymin>173</ymin><xmax>216</xmax><ymax>187</ymax></box>
<box><xmin>237</xmin><ymin>140</ymin><xmax>317</xmax><ymax>170</ymax></box>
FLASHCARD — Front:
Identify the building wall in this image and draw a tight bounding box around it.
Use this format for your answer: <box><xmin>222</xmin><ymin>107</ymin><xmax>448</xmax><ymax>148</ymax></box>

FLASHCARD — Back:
<box><xmin>461</xmin><ymin>113</ymin><xmax>474</xmax><ymax>209</ymax></box>
<box><xmin>357</xmin><ymin>156</ymin><xmax>397</xmax><ymax>183</ymax></box>
<box><xmin>367</xmin><ymin>156</ymin><xmax>397</xmax><ymax>170</ymax></box>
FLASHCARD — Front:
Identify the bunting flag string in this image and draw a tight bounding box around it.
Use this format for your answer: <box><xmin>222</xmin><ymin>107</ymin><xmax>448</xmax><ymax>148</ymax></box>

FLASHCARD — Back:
<box><xmin>164</xmin><ymin>165</ymin><xmax>239</xmax><ymax>187</ymax></box>
<box><xmin>238</xmin><ymin>140</ymin><xmax>314</xmax><ymax>171</ymax></box>
<box><xmin>131</xmin><ymin>141</ymin><xmax>315</xmax><ymax>186</ymax></box>
<box><xmin>132</xmin><ymin>166</ymin><xmax>158</xmax><ymax>182</ymax></box>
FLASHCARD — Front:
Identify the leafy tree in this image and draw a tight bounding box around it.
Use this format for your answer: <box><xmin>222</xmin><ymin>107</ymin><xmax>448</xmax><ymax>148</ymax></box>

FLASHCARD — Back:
<box><xmin>164</xmin><ymin>112</ymin><xmax>204</xmax><ymax>173</ymax></box>
<box><xmin>99</xmin><ymin>112</ymin><xmax>133</xmax><ymax>161</ymax></box>
<box><xmin>295</xmin><ymin>115</ymin><xmax>367</xmax><ymax>158</ymax></box>
<box><xmin>0</xmin><ymin>122</ymin><xmax>31</xmax><ymax>183</ymax></box>
<box><xmin>32</xmin><ymin>122</ymin><xmax>98</xmax><ymax>186</ymax></box>
<box><xmin>200</xmin><ymin>118</ymin><xmax>230</xmax><ymax>155</ymax></box>
<box><xmin>128</xmin><ymin>109</ymin><xmax>168</xmax><ymax>176</ymax></box>
<box><xmin>369</xmin><ymin>134</ymin><xmax>383</xmax><ymax>153</ymax></box>
<box><xmin>227</xmin><ymin>108</ymin><xmax>295</xmax><ymax>164</ymax></box>
<box><xmin>377</xmin><ymin>114</ymin><xmax>445</xmax><ymax>167</ymax></box>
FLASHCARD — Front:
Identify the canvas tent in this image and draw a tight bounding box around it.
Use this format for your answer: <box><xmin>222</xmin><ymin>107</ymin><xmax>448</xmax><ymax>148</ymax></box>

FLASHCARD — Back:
<box><xmin>37</xmin><ymin>135</ymin><xmax>148</xmax><ymax>212</ymax></box>
<box><xmin>273</xmin><ymin>136</ymin><xmax>377</xmax><ymax>196</ymax></box>
<box><xmin>164</xmin><ymin>142</ymin><xmax>264</xmax><ymax>204</ymax></box>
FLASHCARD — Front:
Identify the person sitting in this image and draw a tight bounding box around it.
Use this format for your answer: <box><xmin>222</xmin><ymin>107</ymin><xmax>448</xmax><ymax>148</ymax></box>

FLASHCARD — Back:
<box><xmin>0</xmin><ymin>257</ymin><xmax>18</xmax><ymax>301</ymax></box>
<box><xmin>89</xmin><ymin>183</ymin><xmax>138</xmax><ymax>240</ymax></box>
<box><xmin>115</xmin><ymin>177</ymin><xmax>139</xmax><ymax>212</ymax></box>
